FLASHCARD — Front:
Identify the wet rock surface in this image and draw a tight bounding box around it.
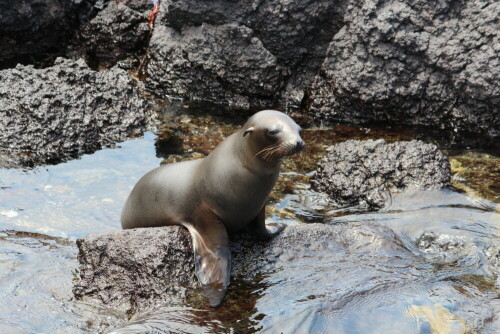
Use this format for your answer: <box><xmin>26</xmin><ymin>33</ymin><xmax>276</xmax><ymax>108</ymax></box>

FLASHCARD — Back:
<box><xmin>75</xmin><ymin>220</ymin><xmax>498</xmax><ymax>333</ymax></box>
<box><xmin>74</xmin><ymin>226</ymin><xmax>196</xmax><ymax>312</ymax></box>
<box><xmin>72</xmin><ymin>223</ymin><xmax>407</xmax><ymax>311</ymax></box>
<box><xmin>2</xmin><ymin>113</ymin><xmax>498</xmax><ymax>332</ymax></box>
<box><xmin>0</xmin><ymin>57</ymin><xmax>147</xmax><ymax>167</ymax></box>
<box><xmin>312</xmin><ymin>139</ymin><xmax>451</xmax><ymax>209</ymax></box>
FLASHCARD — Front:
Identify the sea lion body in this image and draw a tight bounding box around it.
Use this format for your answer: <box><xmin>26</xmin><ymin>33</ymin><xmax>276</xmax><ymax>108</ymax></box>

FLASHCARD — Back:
<box><xmin>122</xmin><ymin>133</ymin><xmax>279</xmax><ymax>232</ymax></box>
<box><xmin>121</xmin><ymin>110</ymin><xmax>304</xmax><ymax>306</ymax></box>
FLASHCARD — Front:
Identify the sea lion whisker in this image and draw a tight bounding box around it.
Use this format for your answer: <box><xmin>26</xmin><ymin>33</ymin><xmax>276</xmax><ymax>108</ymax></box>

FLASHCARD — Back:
<box><xmin>255</xmin><ymin>143</ymin><xmax>280</xmax><ymax>158</ymax></box>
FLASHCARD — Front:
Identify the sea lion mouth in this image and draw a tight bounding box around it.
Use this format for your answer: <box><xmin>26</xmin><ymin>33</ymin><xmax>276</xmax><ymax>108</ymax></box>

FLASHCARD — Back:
<box><xmin>255</xmin><ymin>141</ymin><xmax>305</xmax><ymax>162</ymax></box>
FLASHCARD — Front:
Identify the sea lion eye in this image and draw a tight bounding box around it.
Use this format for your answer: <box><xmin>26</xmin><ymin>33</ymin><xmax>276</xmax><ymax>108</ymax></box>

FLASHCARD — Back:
<box><xmin>267</xmin><ymin>129</ymin><xmax>281</xmax><ymax>137</ymax></box>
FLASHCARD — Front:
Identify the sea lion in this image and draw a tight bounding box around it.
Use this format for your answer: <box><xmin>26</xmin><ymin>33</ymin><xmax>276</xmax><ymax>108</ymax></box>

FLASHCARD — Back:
<box><xmin>121</xmin><ymin>110</ymin><xmax>305</xmax><ymax>306</ymax></box>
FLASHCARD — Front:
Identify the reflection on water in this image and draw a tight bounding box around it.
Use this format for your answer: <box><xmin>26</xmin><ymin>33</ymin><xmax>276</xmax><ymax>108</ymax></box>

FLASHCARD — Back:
<box><xmin>0</xmin><ymin>231</ymin><xmax>125</xmax><ymax>333</ymax></box>
<box><xmin>0</xmin><ymin>132</ymin><xmax>162</xmax><ymax>238</ymax></box>
<box><xmin>0</xmin><ymin>105</ymin><xmax>498</xmax><ymax>333</ymax></box>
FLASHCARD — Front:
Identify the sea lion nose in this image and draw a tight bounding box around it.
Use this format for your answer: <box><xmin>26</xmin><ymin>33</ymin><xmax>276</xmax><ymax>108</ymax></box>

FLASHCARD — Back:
<box><xmin>295</xmin><ymin>140</ymin><xmax>305</xmax><ymax>151</ymax></box>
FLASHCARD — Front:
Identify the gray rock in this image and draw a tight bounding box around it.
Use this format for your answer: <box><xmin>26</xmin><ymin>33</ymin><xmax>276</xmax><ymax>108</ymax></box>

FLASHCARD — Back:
<box><xmin>74</xmin><ymin>219</ymin><xmax>497</xmax><ymax>331</ymax></box>
<box><xmin>2</xmin><ymin>0</ymin><xmax>497</xmax><ymax>139</ymax></box>
<box><xmin>74</xmin><ymin>226</ymin><xmax>196</xmax><ymax>312</ymax></box>
<box><xmin>145</xmin><ymin>23</ymin><xmax>284</xmax><ymax>108</ymax></box>
<box><xmin>0</xmin><ymin>57</ymin><xmax>147</xmax><ymax>167</ymax></box>
<box><xmin>73</xmin><ymin>222</ymin><xmax>406</xmax><ymax>312</ymax></box>
<box><xmin>69</xmin><ymin>0</ymin><xmax>152</xmax><ymax>65</ymax></box>
<box><xmin>308</xmin><ymin>0</ymin><xmax>499</xmax><ymax>138</ymax></box>
<box><xmin>145</xmin><ymin>0</ymin><xmax>344</xmax><ymax>109</ymax></box>
<box><xmin>311</xmin><ymin>139</ymin><xmax>451</xmax><ymax>208</ymax></box>
<box><xmin>144</xmin><ymin>0</ymin><xmax>498</xmax><ymax>139</ymax></box>
<box><xmin>0</xmin><ymin>0</ymin><xmax>96</xmax><ymax>69</ymax></box>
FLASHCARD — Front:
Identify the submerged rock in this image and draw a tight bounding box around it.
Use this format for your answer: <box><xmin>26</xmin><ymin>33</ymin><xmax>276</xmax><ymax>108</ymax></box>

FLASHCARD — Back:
<box><xmin>312</xmin><ymin>139</ymin><xmax>451</xmax><ymax>209</ymax></box>
<box><xmin>0</xmin><ymin>57</ymin><xmax>147</xmax><ymax>167</ymax></box>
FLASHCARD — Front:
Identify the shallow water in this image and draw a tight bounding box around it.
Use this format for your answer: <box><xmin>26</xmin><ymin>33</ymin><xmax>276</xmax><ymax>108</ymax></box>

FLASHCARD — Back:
<box><xmin>0</xmin><ymin>105</ymin><xmax>498</xmax><ymax>333</ymax></box>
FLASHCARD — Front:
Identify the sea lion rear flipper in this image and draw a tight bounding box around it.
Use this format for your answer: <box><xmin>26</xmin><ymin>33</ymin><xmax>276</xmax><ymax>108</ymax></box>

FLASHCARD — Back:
<box><xmin>248</xmin><ymin>206</ymin><xmax>286</xmax><ymax>240</ymax></box>
<box><xmin>186</xmin><ymin>208</ymin><xmax>231</xmax><ymax>307</ymax></box>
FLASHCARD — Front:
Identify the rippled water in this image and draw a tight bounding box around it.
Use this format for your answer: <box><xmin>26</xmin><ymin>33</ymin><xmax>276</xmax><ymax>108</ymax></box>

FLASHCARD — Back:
<box><xmin>0</xmin><ymin>107</ymin><xmax>498</xmax><ymax>333</ymax></box>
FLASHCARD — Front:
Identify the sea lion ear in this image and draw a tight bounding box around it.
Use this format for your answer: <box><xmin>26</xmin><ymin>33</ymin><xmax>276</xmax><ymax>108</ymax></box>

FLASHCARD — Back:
<box><xmin>243</xmin><ymin>127</ymin><xmax>254</xmax><ymax>137</ymax></box>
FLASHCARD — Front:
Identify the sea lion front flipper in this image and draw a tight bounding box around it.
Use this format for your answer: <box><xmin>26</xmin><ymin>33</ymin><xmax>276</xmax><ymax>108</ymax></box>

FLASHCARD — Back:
<box><xmin>248</xmin><ymin>206</ymin><xmax>286</xmax><ymax>241</ymax></box>
<box><xmin>186</xmin><ymin>207</ymin><xmax>231</xmax><ymax>307</ymax></box>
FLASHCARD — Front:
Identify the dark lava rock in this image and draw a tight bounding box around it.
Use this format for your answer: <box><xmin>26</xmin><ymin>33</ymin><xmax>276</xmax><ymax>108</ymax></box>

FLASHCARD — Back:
<box><xmin>0</xmin><ymin>57</ymin><xmax>147</xmax><ymax>167</ymax></box>
<box><xmin>2</xmin><ymin>0</ymin><xmax>497</xmax><ymax>139</ymax></box>
<box><xmin>0</xmin><ymin>0</ymin><xmax>94</xmax><ymax>69</ymax></box>
<box><xmin>73</xmin><ymin>223</ymin><xmax>406</xmax><ymax>312</ymax></box>
<box><xmin>312</xmin><ymin>139</ymin><xmax>451</xmax><ymax>209</ymax></box>
<box><xmin>145</xmin><ymin>23</ymin><xmax>284</xmax><ymax>108</ymax></box>
<box><xmin>68</xmin><ymin>0</ymin><xmax>152</xmax><ymax>67</ymax></box>
<box><xmin>308</xmin><ymin>0</ymin><xmax>499</xmax><ymax>138</ymax></box>
<box><xmin>74</xmin><ymin>220</ymin><xmax>497</xmax><ymax>333</ymax></box>
<box><xmin>145</xmin><ymin>0</ymin><xmax>344</xmax><ymax>109</ymax></box>
<box><xmin>74</xmin><ymin>226</ymin><xmax>196</xmax><ymax>312</ymax></box>
<box><xmin>143</xmin><ymin>0</ymin><xmax>498</xmax><ymax>139</ymax></box>
<box><xmin>0</xmin><ymin>0</ymin><xmax>152</xmax><ymax>69</ymax></box>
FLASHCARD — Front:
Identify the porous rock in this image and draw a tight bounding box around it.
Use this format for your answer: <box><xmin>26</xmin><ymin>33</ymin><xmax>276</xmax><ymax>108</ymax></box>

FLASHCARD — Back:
<box><xmin>69</xmin><ymin>0</ymin><xmax>152</xmax><ymax>65</ymax></box>
<box><xmin>308</xmin><ymin>0</ymin><xmax>499</xmax><ymax>138</ymax></box>
<box><xmin>144</xmin><ymin>0</ymin><xmax>498</xmax><ymax>139</ymax></box>
<box><xmin>2</xmin><ymin>0</ymin><xmax>497</xmax><ymax>139</ymax></box>
<box><xmin>145</xmin><ymin>23</ymin><xmax>284</xmax><ymax>108</ymax></box>
<box><xmin>73</xmin><ymin>222</ymin><xmax>407</xmax><ymax>312</ymax></box>
<box><xmin>145</xmin><ymin>0</ymin><xmax>344</xmax><ymax>109</ymax></box>
<box><xmin>0</xmin><ymin>57</ymin><xmax>147</xmax><ymax>167</ymax></box>
<box><xmin>0</xmin><ymin>0</ymin><xmax>92</xmax><ymax>69</ymax></box>
<box><xmin>312</xmin><ymin>139</ymin><xmax>451</xmax><ymax>208</ymax></box>
<box><xmin>74</xmin><ymin>226</ymin><xmax>196</xmax><ymax>312</ymax></box>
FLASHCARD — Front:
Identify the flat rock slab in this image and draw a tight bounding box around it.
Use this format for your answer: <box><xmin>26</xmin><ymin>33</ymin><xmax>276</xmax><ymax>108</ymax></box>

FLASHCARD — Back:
<box><xmin>312</xmin><ymin>139</ymin><xmax>451</xmax><ymax>209</ymax></box>
<box><xmin>0</xmin><ymin>57</ymin><xmax>147</xmax><ymax>167</ymax></box>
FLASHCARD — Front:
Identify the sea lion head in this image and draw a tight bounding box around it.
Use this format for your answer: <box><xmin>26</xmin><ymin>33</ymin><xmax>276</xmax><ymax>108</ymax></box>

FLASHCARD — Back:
<box><xmin>241</xmin><ymin>110</ymin><xmax>305</xmax><ymax>164</ymax></box>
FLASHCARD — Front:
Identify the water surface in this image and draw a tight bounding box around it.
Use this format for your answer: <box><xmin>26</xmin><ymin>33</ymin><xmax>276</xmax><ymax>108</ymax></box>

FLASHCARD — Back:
<box><xmin>0</xmin><ymin>106</ymin><xmax>498</xmax><ymax>333</ymax></box>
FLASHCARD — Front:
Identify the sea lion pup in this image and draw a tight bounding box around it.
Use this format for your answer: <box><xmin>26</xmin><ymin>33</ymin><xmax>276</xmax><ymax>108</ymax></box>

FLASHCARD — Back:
<box><xmin>121</xmin><ymin>110</ymin><xmax>305</xmax><ymax>306</ymax></box>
